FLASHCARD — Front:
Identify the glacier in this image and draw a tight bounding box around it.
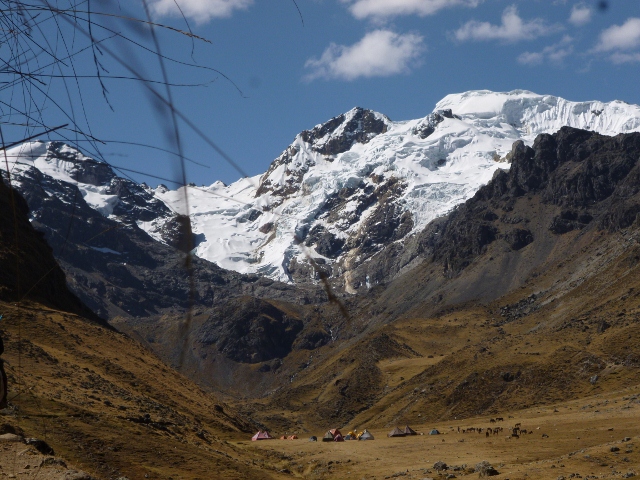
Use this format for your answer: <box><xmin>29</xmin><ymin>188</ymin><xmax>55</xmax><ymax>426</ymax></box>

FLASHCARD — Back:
<box><xmin>154</xmin><ymin>90</ymin><xmax>640</xmax><ymax>285</ymax></box>
<box><xmin>4</xmin><ymin>90</ymin><xmax>640</xmax><ymax>288</ymax></box>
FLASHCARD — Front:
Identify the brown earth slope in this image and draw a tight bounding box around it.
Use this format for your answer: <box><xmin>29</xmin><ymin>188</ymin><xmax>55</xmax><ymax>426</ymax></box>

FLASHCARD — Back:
<box><xmin>0</xmin><ymin>301</ymin><xmax>293</xmax><ymax>479</ymax></box>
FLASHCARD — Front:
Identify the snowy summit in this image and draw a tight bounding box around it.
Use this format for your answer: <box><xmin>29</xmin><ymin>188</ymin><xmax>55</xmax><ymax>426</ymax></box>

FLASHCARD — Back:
<box><xmin>152</xmin><ymin>90</ymin><xmax>640</xmax><ymax>289</ymax></box>
<box><xmin>4</xmin><ymin>90</ymin><xmax>640</xmax><ymax>292</ymax></box>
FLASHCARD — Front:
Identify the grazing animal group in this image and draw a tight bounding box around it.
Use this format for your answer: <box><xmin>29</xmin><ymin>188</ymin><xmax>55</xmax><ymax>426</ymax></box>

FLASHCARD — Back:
<box><xmin>458</xmin><ymin>417</ymin><xmax>532</xmax><ymax>440</ymax></box>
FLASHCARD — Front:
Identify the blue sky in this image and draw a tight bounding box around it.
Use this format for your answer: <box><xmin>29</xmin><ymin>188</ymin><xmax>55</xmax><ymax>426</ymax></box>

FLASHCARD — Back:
<box><xmin>4</xmin><ymin>0</ymin><xmax>640</xmax><ymax>187</ymax></box>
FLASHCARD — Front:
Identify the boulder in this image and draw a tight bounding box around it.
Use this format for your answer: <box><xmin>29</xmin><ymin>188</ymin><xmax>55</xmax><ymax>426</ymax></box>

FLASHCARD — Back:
<box><xmin>475</xmin><ymin>461</ymin><xmax>500</xmax><ymax>477</ymax></box>
<box><xmin>433</xmin><ymin>461</ymin><xmax>448</xmax><ymax>472</ymax></box>
<box><xmin>25</xmin><ymin>438</ymin><xmax>54</xmax><ymax>455</ymax></box>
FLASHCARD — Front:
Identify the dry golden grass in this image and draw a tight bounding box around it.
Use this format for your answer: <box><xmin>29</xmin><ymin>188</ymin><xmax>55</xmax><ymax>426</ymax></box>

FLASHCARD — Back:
<box><xmin>240</xmin><ymin>384</ymin><xmax>640</xmax><ymax>479</ymax></box>
<box><xmin>0</xmin><ymin>301</ymin><xmax>291</xmax><ymax>479</ymax></box>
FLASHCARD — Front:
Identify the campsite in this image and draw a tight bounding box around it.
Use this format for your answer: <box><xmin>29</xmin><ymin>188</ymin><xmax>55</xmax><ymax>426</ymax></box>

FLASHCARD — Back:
<box><xmin>239</xmin><ymin>384</ymin><xmax>640</xmax><ymax>479</ymax></box>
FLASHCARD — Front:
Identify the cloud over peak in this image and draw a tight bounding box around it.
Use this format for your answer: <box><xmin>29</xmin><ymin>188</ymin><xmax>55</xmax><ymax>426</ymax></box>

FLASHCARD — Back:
<box><xmin>454</xmin><ymin>5</ymin><xmax>561</xmax><ymax>43</ymax></box>
<box><xmin>304</xmin><ymin>30</ymin><xmax>425</xmax><ymax>81</ymax></box>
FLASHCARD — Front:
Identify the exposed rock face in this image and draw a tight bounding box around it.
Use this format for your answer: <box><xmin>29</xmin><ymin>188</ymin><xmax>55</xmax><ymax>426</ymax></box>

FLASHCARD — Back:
<box><xmin>300</xmin><ymin>107</ymin><xmax>389</xmax><ymax>156</ymax></box>
<box><xmin>346</xmin><ymin>127</ymin><xmax>640</xmax><ymax>286</ymax></box>
<box><xmin>432</xmin><ymin>127</ymin><xmax>640</xmax><ymax>272</ymax></box>
<box><xmin>257</xmin><ymin>107</ymin><xmax>390</xmax><ymax>199</ymax></box>
<box><xmin>197</xmin><ymin>297</ymin><xmax>303</xmax><ymax>363</ymax></box>
<box><xmin>412</xmin><ymin>109</ymin><xmax>458</xmax><ymax>139</ymax></box>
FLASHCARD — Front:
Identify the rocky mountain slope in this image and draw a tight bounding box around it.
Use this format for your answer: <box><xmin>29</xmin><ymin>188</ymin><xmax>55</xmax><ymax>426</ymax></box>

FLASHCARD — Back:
<box><xmin>155</xmin><ymin>90</ymin><xmax>640</xmax><ymax>290</ymax></box>
<box><xmin>2</xmin><ymin>142</ymin><xmax>336</xmax><ymax>397</ymax></box>
<box><xmin>3</xmin><ymin>91</ymin><xmax>640</xmax><ymax>402</ymax></box>
<box><xmin>98</xmin><ymin>126</ymin><xmax>640</xmax><ymax>429</ymax></box>
<box><xmin>3</xmin><ymin>142</ymin><xmax>323</xmax><ymax>317</ymax></box>
<box><xmin>6</xmin><ymin>91</ymin><xmax>640</xmax><ymax>296</ymax></box>
<box><xmin>241</xmin><ymin>127</ymin><xmax>640</xmax><ymax>429</ymax></box>
<box><xmin>4</xmin><ymin>92</ymin><xmax>640</xmax><ymax>429</ymax></box>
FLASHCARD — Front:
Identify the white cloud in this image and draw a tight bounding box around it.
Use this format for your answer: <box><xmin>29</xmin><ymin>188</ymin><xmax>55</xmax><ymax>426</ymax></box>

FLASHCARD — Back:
<box><xmin>569</xmin><ymin>4</ymin><xmax>592</xmax><ymax>27</ymax></box>
<box><xmin>518</xmin><ymin>36</ymin><xmax>574</xmax><ymax>65</ymax></box>
<box><xmin>341</xmin><ymin>0</ymin><xmax>482</xmax><ymax>21</ymax></box>
<box><xmin>517</xmin><ymin>51</ymin><xmax>544</xmax><ymax>65</ymax></box>
<box><xmin>610</xmin><ymin>52</ymin><xmax>640</xmax><ymax>64</ymax></box>
<box><xmin>304</xmin><ymin>30</ymin><xmax>425</xmax><ymax>81</ymax></box>
<box><xmin>150</xmin><ymin>0</ymin><xmax>253</xmax><ymax>24</ymax></box>
<box><xmin>594</xmin><ymin>18</ymin><xmax>640</xmax><ymax>52</ymax></box>
<box><xmin>454</xmin><ymin>5</ymin><xmax>561</xmax><ymax>43</ymax></box>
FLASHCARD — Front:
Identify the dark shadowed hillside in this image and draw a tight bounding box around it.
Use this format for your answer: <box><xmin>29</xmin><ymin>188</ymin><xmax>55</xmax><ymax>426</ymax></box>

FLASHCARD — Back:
<box><xmin>0</xmin><ymin>174</ymin><xmax>289</xmax><ymax>479</ymax></box>
<box><xmin>0</xmin><ymin>176</ymin><xmax>101</xmax><ymax>322</ymax></box>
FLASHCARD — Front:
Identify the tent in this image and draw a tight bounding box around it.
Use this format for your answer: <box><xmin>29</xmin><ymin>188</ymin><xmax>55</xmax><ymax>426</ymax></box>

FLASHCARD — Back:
<box><xmin>288</xmin><ymin>435</ymin><xmax>298</xmax><ymax>440</ymax></box>
<box><xmin>344</xmin><ymin>434</ymin><xmax>353</xmax><ymax>440</ymax></box>
<box><xmin>388</xmin><ymin>427</ymin><xmax>406</xmax><ymax>438</ymax></box>
<box><xmin>404</xmin><ymin>425</ymin><xmax>417</xmax><ymax>436</ymax></box>
<box><xmin>251</xmin><ymin>430</ymin><xmax>273</xmax><ymax>441</ymax></box>
<box><xmin>309</xmin><ymin>436</ymin><xmax>317</xmax><ymax>442</ymax></box>
<box><xmin>329</xmin><ymin>428</ymin><xmax>342</xmax><ymax>437</ymax></box>
<box><xmin>334</xmin><ymin>434</ymin><xmax>344</xmax><ymax>442</ymax></box>
<box><xmin>279</xmin><ymin>435</ymin><xmax>287</xmax><ymax>440</ymax></box>
<box><xmin>359</xmin><ymin>431</ymin><xmax>374</xmax><ymax>440</ymax></box>
<box><xmin>428</xmin><ymin>429</ymin><xmax>440</xmax><ymax>435</ymax></box>
<box><xmin>322</xmin><ymin>431</ymin><xmax>335</xmax><ymax>442</ymax></box>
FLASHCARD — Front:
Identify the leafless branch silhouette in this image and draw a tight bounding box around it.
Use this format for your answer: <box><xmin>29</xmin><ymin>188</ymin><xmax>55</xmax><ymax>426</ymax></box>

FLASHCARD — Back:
<box><xmin>0</xmin><ymin>2</ymin><xmax>354</xmax><ymax>473</ymax></box>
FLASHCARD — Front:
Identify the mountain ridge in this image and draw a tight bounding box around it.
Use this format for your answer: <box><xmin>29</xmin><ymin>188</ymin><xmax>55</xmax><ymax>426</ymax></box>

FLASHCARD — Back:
<box><xmin>154</xmin><ymin>89</ymin><xmax>640</xmax><ymax>290</ymax></box>
<box><xmin>5</xmin><ymin>90</ymin><xmax>640</xmax><ymax>293</ymax></box>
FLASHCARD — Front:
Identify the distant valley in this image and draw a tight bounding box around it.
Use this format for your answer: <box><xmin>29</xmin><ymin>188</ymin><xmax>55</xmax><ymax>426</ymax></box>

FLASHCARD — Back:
<box><xmin>2</xmin><ymin>91</ymin><xmax>640</xmax><ymax>479</ymax></box>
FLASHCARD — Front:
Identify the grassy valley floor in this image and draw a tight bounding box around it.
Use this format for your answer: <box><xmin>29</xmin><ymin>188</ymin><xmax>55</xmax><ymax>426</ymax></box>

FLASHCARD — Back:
<box><xmin>240</xmin><ymin>385</ymin><xmax>640</xmax><ymax>479</ymax></box>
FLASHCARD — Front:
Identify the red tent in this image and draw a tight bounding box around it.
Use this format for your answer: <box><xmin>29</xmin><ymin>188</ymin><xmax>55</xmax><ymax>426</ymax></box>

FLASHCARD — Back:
<box><xmin>251</xmin><ymin>430</ymin><xmax>273</xmax><ymax>441</ymax></box>
<box><xmin>329</xmin><ymin>428</ymin><xmax>342</xmax><ymax>437</ymax></box>
<box><xmin>334</xmin><ymin>434</ymin><xmax>344</xmax><ymax>442</ymax></box>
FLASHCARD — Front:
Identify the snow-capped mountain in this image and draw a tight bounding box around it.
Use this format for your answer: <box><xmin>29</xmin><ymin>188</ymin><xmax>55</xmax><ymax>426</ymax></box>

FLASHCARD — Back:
<box><xmin>153</xmin><ymin>90</ymin><xmax>640</xmax><ymax>291</ymax></box>
<box><xmin>4</xmin><ymin>90</ymin><xmax>640</xmax><ymax>293</ymax></box>
<box><xmin>4</xmin><ymin>141</ymin><xmax>172</xmax><ymax>225</ymax></box>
